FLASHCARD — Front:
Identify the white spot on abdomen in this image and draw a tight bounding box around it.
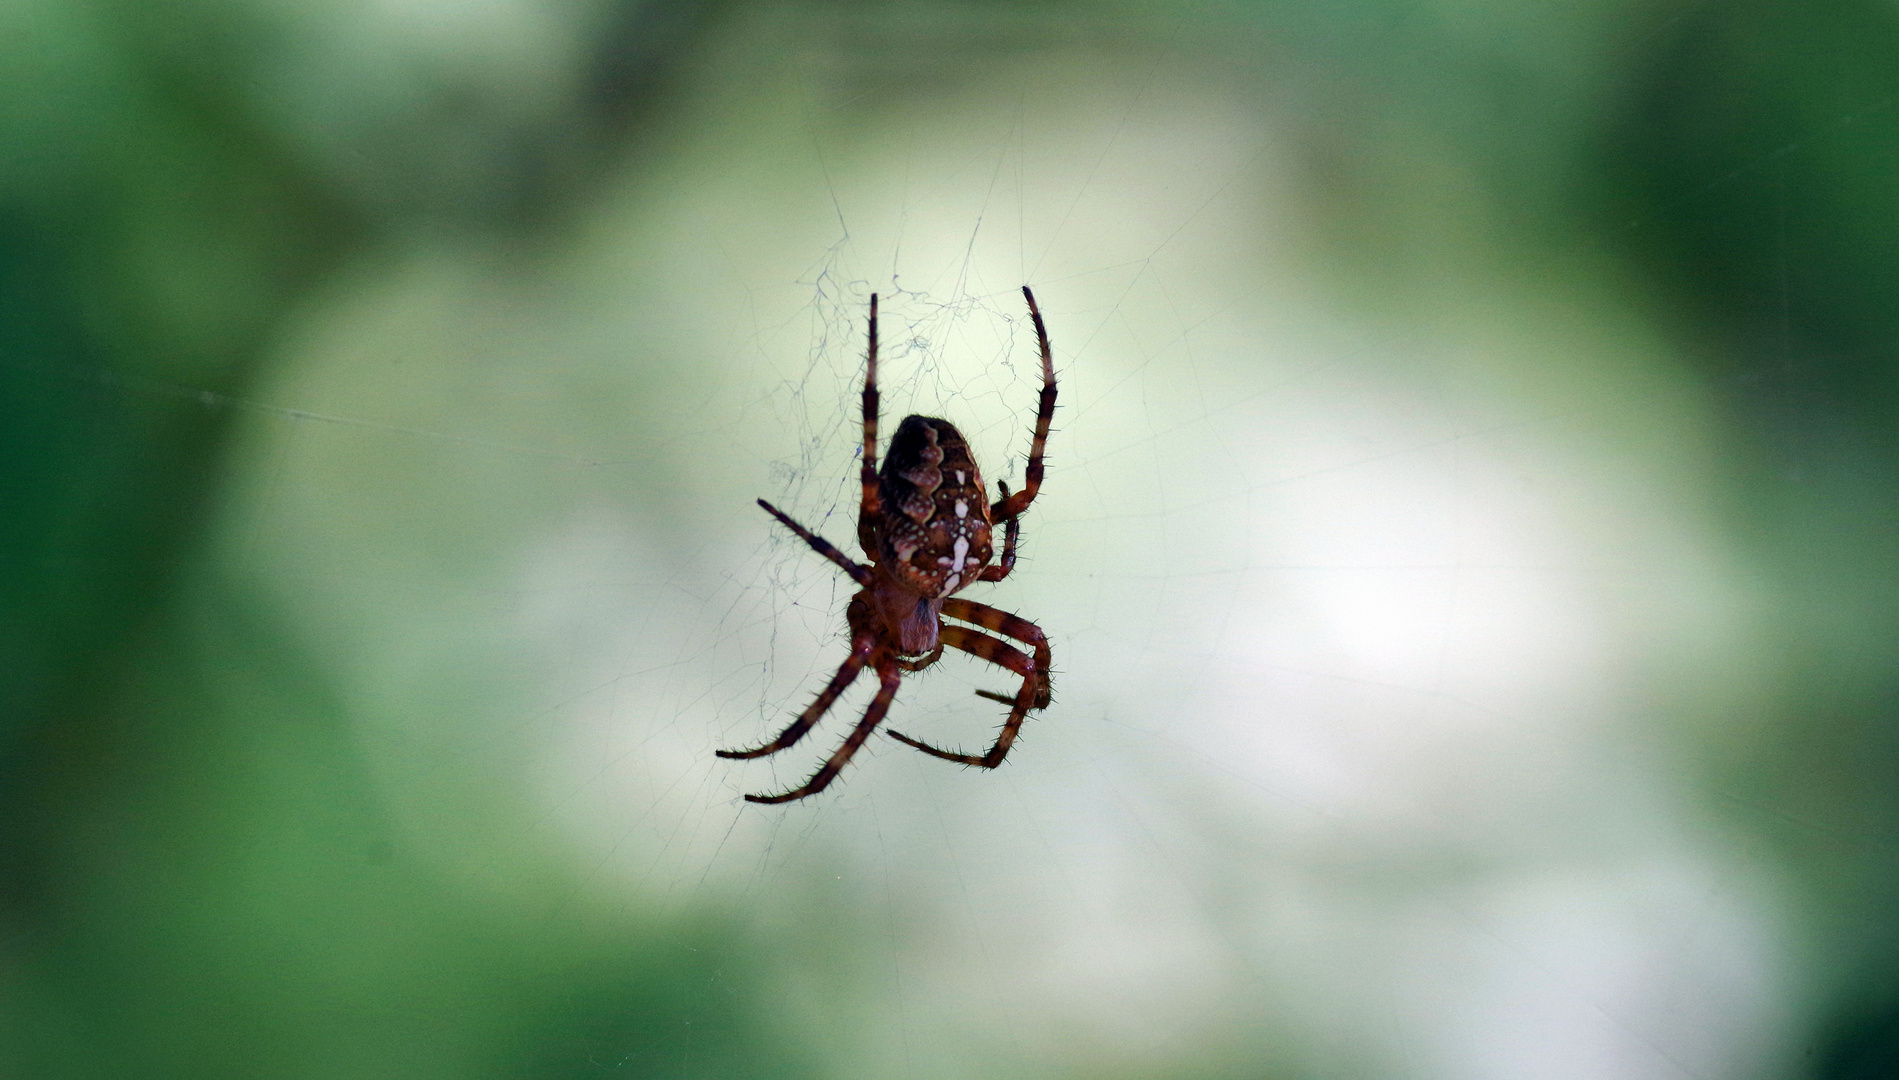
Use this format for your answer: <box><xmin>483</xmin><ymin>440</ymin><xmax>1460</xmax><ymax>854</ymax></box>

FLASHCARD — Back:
<box><xmin>940</xmin><ymin>535</ymin><xmax>971</xmax><ymax>596</ymax></box>
<box><xmin>954</xmin><ymin>500</ymin><xmax>968</xmax><ymax>518</ymax></box>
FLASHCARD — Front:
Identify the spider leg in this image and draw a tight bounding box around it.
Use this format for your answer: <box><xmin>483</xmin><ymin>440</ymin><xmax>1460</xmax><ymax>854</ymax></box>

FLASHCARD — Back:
<box><xmin>885</xmin><ymin>623</ymin><xmax>1043</xmax><ymax>769</ymax></box>
<box><xmin>857</xmin><ymin>293</ymin><xmax>883</xmax><ymax>556</ymax></box>
<box><xmin>745</xmin><ymin>659</ymin><xmax>902</xmax><ymax>804</ymax></box>
<box><xmin>943</xmin><ymin>597</ymin><xmax>1052</xmax><ymax>708</ymax></box>
<box><xmin>716</xmin><ymin>635</ymin><xmax>874</xmax><ymax>760</ymax></box>
<box><xmin>990</xmin><ymin>286</ymin><xmax>1056</xmax><ymax>522</ymax></box>
<box><xmin>975</xmin><ymin>480</ymin><xmax>1020</xmax><ymax>583</ymax></box>
<box><xmin>757</xmin><ymin>499</ymin><xmax>872</xmax><ymax>587</ymax></box>
<box><xmin>897</xmin><ymin>643</ymin><xmax>944</xmax><ymax>672</ymax></box>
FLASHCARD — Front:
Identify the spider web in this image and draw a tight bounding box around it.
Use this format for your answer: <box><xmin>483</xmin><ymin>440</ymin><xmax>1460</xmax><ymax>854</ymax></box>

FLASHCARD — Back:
<box><xmin>148</xmin><ymin>4</ymin><xmax>1890</xmax><ymax>1079</ymax></box>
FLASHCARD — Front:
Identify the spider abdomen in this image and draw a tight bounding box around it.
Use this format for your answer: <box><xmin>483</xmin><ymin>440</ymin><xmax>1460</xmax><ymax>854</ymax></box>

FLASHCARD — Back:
<box><xmin>878</xmin><ymin>415</ymin><xmax>994</xmax><ymax>600</ymax></box>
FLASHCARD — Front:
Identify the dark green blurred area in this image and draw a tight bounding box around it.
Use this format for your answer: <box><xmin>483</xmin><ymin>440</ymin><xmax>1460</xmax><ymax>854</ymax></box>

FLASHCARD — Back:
<box><xmin>1610</xmin><ymin>5</ymin><xmax>1899</xmax><ymax>1071</ymax></box>
<box><xmin>0</xmin><ymin>3</ymin><xmax>807</xmax><ymax>1078</ymax></box>
<box><xmin>5</xmin><ymin>0</ymin><xmax>1899</xmax><ymax>1076</ymax></box>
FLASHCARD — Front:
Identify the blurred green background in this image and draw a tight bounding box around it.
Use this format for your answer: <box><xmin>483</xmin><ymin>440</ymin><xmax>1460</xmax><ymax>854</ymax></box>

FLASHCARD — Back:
<box><xmin>6</xmin><ymin>1</ymin><xmax>1899</xmax><ymax>1077</ymax></box>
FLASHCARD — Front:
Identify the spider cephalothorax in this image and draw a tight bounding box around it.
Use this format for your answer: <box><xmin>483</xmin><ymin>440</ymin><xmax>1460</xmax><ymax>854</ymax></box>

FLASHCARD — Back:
<box><xmin>718</xmin><ymin>287</ymin><xmax>1058</xmax><ymax>804</ymax></box>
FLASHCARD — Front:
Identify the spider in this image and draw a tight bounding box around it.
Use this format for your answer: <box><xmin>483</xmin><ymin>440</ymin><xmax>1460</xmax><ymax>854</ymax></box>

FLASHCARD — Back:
<box><xmin>719</xmin><ymin>286</ymin><xmax>1058</xmax><ymax>804</ymax></box>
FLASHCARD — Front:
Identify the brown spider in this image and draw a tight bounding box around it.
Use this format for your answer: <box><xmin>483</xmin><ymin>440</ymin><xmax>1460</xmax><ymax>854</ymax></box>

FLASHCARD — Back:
<box><xmin>719</xmin><ymin>286</ymin><xmax>1058</xmax><ymax>804</ymax></box>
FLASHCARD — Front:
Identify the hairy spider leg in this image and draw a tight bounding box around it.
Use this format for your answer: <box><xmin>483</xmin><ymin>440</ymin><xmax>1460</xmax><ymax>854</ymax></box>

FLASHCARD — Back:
<box><xmin>756</xmin><ymin>499</ymin><xmax>872</xmax><ymax>587</ymax></box>
<box><xmin>856</xmin><ymin>293</ymin><xmax>882</xmax><ymax>557</ymax></box>
<box><xmin>944</xmin><ymin>597</ymin><xmax>1052</xmax><ymax>707</ymax></box>
<box><xmin>716</xmin><ymin>631</ymin><xmax>875</xmax><ymax>760</ymax></box>
<box><xmin>991</xmin><ymin>286</ymin><xmax>1057</xmax><ymax>522</ymax></box>
<box><xmin>975</xmin><ymin>480</ymin><xmax>1020</xmax><ymax>584</ymax></box>
<box><xmin>885</xmin><ymin>623</ymin><xmax>1041</xmax><ymax>768</ymax></box>
<box><xmin>746</xmin><ymin>660</ymin><xmax>903</xmax><ymax>804</ymax></box>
